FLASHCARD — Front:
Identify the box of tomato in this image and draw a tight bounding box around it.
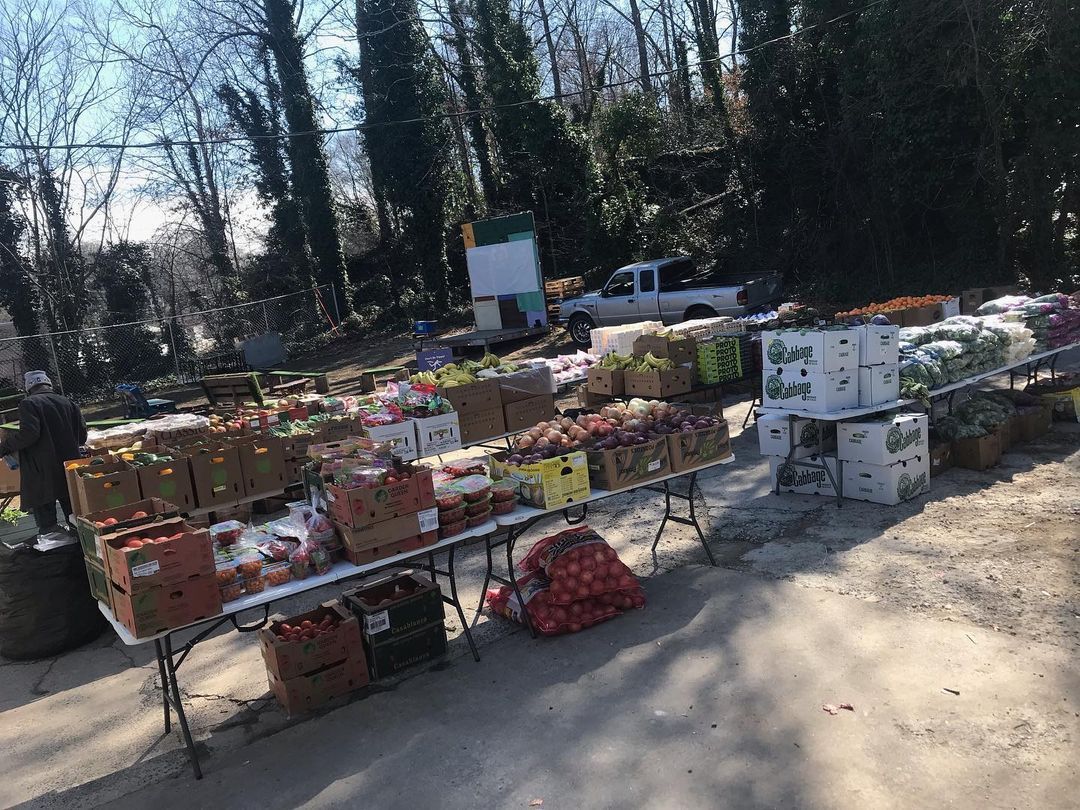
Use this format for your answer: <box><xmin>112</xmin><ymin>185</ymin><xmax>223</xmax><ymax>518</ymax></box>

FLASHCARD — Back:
<box><xmin>258</xmin><ymin>602</ymin><xmax>366</xmax><ymax>681</ymax></box>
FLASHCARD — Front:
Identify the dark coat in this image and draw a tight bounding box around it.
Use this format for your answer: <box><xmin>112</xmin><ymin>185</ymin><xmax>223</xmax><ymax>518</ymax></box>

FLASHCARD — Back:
<box><xmin>0</xmin><ymin>390</ymin><xmax>87</xmax><ymax>508</ymax></box>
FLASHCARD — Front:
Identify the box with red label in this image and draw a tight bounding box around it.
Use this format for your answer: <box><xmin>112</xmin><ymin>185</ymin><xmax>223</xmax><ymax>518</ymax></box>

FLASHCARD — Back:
<box><xmin>75</xmin><ymin>460</ymin><xmax>141</xmax><ymax>515</ymax></box>
<box><xmin>267</xmin><ymin>655</ymin><xmax>369</xmax><ymax>716</ymax></box>
<box><xmin>102</xmin><ymin>519</ymin><xmax>212</xmax><ymax>592</ymax></box>
<box><xmin>325</xmin><ymin>467</ymin><xmax>435</xmax><ymax>528</ymax></box>
<box><xmin>258</xmin><ymin>602</ymin><xmax>364</xmax><ymax>681</ymax></box>
<box><xmin>109</xmin><ymin>574</ymin><xmax>222</xmax><ymax>639</ymax></box>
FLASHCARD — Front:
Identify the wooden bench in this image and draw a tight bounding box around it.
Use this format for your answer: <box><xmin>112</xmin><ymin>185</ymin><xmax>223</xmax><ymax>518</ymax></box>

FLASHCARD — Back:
<box><xmin>358</xmin><ymin>366</ymin><xmax>406</xmax><ymax>393</ymax></box>
<box><xmin>201</xmin><ymin>373</ymin><xmax>265</xmax><ymax>408</ymax></box>
<box><xmin>266</xmin><ymin>369</ymin><xmax>329</xmax><ymax>394</ymax></box>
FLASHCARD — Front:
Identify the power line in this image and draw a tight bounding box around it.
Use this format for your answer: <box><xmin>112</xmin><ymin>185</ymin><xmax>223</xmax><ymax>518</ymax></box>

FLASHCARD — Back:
<box><xmin>0</xmin><ymin>0</ymin><xmax>884</xmax><ymax>153</ymax></box>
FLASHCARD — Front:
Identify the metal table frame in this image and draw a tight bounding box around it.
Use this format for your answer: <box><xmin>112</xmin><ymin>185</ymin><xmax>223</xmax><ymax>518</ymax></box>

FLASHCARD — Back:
<box><xmin>101</xmin><ymin>522</ymin><xmax>496</xmax><ymax>780</ymax></box>
<box><xmin>478</xmin><ymin>456</ymin><xmax>735</xmax><ymax>637</ymax></box>
<box><xmin>760</xmin><ymin>343</ymin><xmax>1079</xmax><ymax>508</ymax></box>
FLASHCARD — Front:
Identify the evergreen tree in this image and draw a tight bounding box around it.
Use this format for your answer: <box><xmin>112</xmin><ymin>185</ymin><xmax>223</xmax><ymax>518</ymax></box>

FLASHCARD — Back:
<box><xmin>0</xmin><ymin>168</ymin><xmax>48</xmax><ymax>375</ymax></box>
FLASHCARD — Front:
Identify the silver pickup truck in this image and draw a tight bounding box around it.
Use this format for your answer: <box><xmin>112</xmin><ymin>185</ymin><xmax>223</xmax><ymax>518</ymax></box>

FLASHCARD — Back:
<box><xmin>557</xmin><ymin>256</ymin><xmax>783</xmax><ymax>346</ymax></box>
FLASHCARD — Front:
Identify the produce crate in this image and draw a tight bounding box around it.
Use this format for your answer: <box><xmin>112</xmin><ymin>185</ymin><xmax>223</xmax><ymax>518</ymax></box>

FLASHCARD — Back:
<box><xmin>543</xmin><ymin>276</ymin><xmax>585</xmax><ymax>299</ymax></box>
<box><xmin>76</xmin><ymin>497</ymin><xmax>181</xmax><ymax>565</ymax></box>
<box><xmin>341</xmin><ymin>572</ymin><xmax>445</xmax><ymax>645</ymax></box>
<box><xmin>364</xmin><ymin>619</ymin><xmax>448</xmax><ymax>681</ymax></box>
<box><xmin>696</xmin><ymin>337</ymin><xmax>743</xmax><ymax>385</ymax></box>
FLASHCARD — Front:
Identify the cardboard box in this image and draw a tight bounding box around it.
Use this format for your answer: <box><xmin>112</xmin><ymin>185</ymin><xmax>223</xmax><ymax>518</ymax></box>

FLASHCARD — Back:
<box><xmin>769</xmin><ymin>455</ymin><xmax>839</xmax><ymax>497</ymax></box>
<box><xmin>84</xmin><ymin>558</ymin><xmax>110</xmax><ymax>609</ymax></box>
<box><xmin>322</xmin><ymin>416</ymin><xmax>363</xmax><ymax>443</ymax></box>
<box><xmin>333</xmin><ymin>508</ymin><xmax>440</xmax><ymax>553</ymax></box>
<box><xmin>65</xmin><ymin>457</ymin><xmax>97</xmax><ymax>518</ymax></box>
<box><xmin>0</xmin><ymin>452</ymin><xmax>19</xmax><ymax>496</ymax></box>
<box><xmin>259</xmin><ymin>602</ymin><xmax>364</xmax><ymax>681</ymax></box>
<box><xmin>364</xmin><ymin>619</ymin><xmax>448</xmax><ymax>681</ymax></box>
<box><xmin>325</xmin><ymin>468</ymin><xmax>435</xmax><ymax>528</ymax></box>
<box><xmin>587</xmin><ymin>368</ymin><xmax>624</xmax><ymax>396</ymax></box>
<box><xmin>280</xmin><ymin>431</ymin><xmax>316</xmax><ymax>461</ymax></box>
<box><xmin>756</xmin><ymin>414</ymin><xmax>836</xmax><ymax>459</ymax></box>
<box><xmin>503</xmin><ymin>395</ymin><xmax>556</xmax><ymax>433</ymax></box>
<box><xmin>843</xmin><ymin>455</ymin><xmax>929</xmax><ymax>505</ymax></box>
<box><xmin>902</xmin><ymin>302</ymin><xmax>952</xmax><ymax>327</ymax></box>
<box><xmin>230</xmin><ymin>434</ymin><xmax>287</xmax><ymax>496</ymax></box>
<box><xmin>577</xmin><ymin>384</ymin><xmax>612</xmax><ymax>408</ymax></box>
<box><xmin>623</xmin><ymin>368</ymin><xmax>692</xmax><ymax>398</ymax></box>
<box><xmin>183</xmin><ymin>443</ymin><xmax>244</xmax><ymax>508</ymax></box>
<box><xmin>997</xmin><ymin>417</ymin><xmax>1014</xmax><ymax>453</ymax></box>
<box><xmin>75</xmin><ymin>460</ymin><xmax>141</xmax><ymax>515</ymax></box>
<box><xmin>342</xmin><ymin>533</ymin><xmax>436</xmax><ymax>566</ymax></box>
<box><xmin>962</xmin><ymin>285</ymin><xmax>1018</xmax><ymax>314</ymax></box>
<box><xmin>856</xmin><ymin>325</ymin><xmax>900</xmax><ymax>366</ymax></box>
<box><xmin>412</xmin><ymin>412</ymin><xmax>461</xmax><ymax>458</ymax></box>
<box><xmin>103</xmin><ymin>519</ymin><xmax>213</xmax><ymax>593</ymax></box>
<box><xmin>929</xmin><ymin>442</ymin><xmax>953</xmax><ymax>477</ymax></box>
<box><xmin>632</xmin><ymin>334</ymin><xmax>696</xmax><ymax>367</ymax></box>
<box><xmin>953</xmin><ymin>431</ymin><xmax>1001</xmax><ymax>471</ymax></box>
<box><xmin>762</xmin><ymin>369</ymin><xmax>859</xmax><ymax>413</ymax></box>
<box><xmin>268</xmin><ymin>655</ymin><xmax>369</xmax><ymax>716</ymax></box>
<box><xmin>342</xmin><ymin>572</ymin><xmax>445</xmax><ymax>645</ymax></box>
<box><xmin>134</xmin><ymin>451</ymin><xmax>195</xmax><ymax>510</ymax></box>
<box><xmin>667</xmin><ymin>420</ymin><xmax>732</xmax><ymax>473</ymax></box>
<box><xmin>436</xmin><ymin>379</ymin><xmax>501</xmax><ymax>414</ymax></box>
<box><xmin>284</xmin><ymin>458</ymin><xmax>305</xmax><ymax>486</ymax></box>
<box><xmin>1026</xmin><ymin>380</ymin><xmax>1080</xmax><ymax>423</ymax></box>
<box><xmin>76</xmin><ymin>497</ymin><xmax>181</xmax><ymax>565</ymax></box>
<box><xmin>457</xmin><ymin>405</ymin><xmax>507</xmax><ymax>445</ymax></box>
<box><xmin>857</xmin><ymin>364</ymin><xmax>900</xmax><ymax>407</ymax></box>
<box><xmin>762</xmin><ymin>328</ymin><xmax>860</xmax><ymax>372</ymax></box>
<box><xmin>362</xmin><ymin>421</ymin><xmax>417</xmax><ymax>461</ymax></box>
<box><xmin>585</xmin><ymin>436</ymin><xmax>671</xmax><ymax>491</ymax></box>
<box><xmin>1013</xmin><ymin>405</ymin><xmax>1052</xmax><ymax>442</ymax></box>
<box><xmin>837</xmin><ymin>414</ymin><xmax>928</xmax><ymax>465</ymax></box>
<box><xmin>488</xmin><ymin>450</ymin><xmax>590</xmax><ymax>510</ymax></box>
<box><xmin>109</xmin><ymin>574</ymin><xmax>222</xmax><ymax>639</ymax></box>
<box><xmin>497</xmin><ymin>366</ymin><xmax>555</xmax><ymax>404</ymax></box>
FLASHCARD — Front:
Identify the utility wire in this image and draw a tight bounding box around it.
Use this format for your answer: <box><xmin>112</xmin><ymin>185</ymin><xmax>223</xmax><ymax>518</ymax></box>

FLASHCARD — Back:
<box><xmin>0</xmin><ymin>0</ymin><xmax>884</xmax><ymax>152</ymax></box>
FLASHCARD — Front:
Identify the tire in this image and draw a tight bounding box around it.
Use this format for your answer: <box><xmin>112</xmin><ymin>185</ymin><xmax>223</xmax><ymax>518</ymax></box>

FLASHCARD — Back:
<box><xmin>567</xmin><ymin>314</ymin><xmax>595</xmax><ymax>348</ymax></box>
<box><xmin>684</xmin><ymin>305</ymin><xmax>717</xmax><ymax>321</ymax></box>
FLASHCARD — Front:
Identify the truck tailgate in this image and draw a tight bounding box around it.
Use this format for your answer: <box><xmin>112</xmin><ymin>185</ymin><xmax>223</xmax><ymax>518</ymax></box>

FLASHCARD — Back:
<box><xmin>743</xmin><ymin>274</ymin><xmax>782</xmax><ymax>309</ymax></box>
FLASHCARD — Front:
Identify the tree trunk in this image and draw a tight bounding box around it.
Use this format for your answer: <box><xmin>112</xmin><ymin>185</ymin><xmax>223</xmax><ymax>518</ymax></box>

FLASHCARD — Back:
<box><xmin>536</xmin><ymin>0</ymin><xmax>563</xmax><ymax>100</ymax></box>
<box><xmin>627</xmin><ymin>0</ymin><xmax>653</xmax><ymax>96</ymax></box>
<box><xmin>263</xmin><ymin>0</ymin><xmax>353</xmax><ymax>310</ymax></box>
<box><xmin>447</xmin><ymin>0</ymin><xmax>499</xmax><ymax>203</ymax></box>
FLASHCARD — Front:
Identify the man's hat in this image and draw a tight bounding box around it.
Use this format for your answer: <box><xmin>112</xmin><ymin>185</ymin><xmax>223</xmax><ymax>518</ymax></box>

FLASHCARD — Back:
<box><xmin>24</xmin><ymin>370</ymin><xmax>52</xmax><ymax>390</ymax></box>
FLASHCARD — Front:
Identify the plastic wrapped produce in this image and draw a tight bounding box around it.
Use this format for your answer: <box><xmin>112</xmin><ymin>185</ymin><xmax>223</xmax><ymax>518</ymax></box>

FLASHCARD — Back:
<box><xmin>976</xmin><ymin>295</ymin><xmax>1031</xmax><ymax>315</ymax></box>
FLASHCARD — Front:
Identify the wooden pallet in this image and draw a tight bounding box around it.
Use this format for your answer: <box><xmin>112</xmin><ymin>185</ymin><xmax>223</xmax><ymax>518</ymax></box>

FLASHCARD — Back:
<box><xmin>544</xmin><ymin>276</ymin><xmax>585</xmax><ymax>298</ymax></box>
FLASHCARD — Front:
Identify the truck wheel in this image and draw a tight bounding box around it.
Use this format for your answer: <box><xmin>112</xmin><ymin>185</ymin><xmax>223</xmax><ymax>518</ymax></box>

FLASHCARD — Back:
<box><xmin>567</xmin><ymin>314</ymin><xmax>595</xmax><ymax>348</ymax></box>
<box><xmin>684</xmin><ymin>305</ymin><xmax>717</xmax><ymax>321</ymax></box>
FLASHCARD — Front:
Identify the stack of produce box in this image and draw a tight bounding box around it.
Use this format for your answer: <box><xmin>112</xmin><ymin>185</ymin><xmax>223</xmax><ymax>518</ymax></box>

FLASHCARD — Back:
<box><xmin>837</xmin><ymin>414</ymin><xmax>929</xmax><ymax>504</ymax></box>
<box><xmin>855</xmin><ymin>323</ymin><xmax>900</xmax><ymax>407</ymax></box>
<box><xmin>497</xmin><ymin>365</ymin><xmax>557</xmax><ymax>434</ymax></box>
<box><xmin>588</xmin><ymin>321</ymin><xmax>663</xmax><ymax>356</ymax></box>
<box><xmin>759</xmin><ymin>417</ymin><xmax>839</xmax><ymax>497</ymax></box>
<box><xmin>431</xmin><ymin>458</ymin><xmax>508</xmax><ymax>537</ymax></box>
<box><xmin>76</xmin><ymin>498</ymin><xmax>222</xmax><ymax>638</ymax></box>
<box><xmin>342</xmin><ymin>572</ymin><xmax>448</xmax><ymax>681</ymax></box>
<box><xmin>259</xmin><ymin>602</ymin><xmax>369</xmax><ymax>715</ymax></box>
<box><xmin>760</xmin><ymin>327</ymin><xmax>860</xmax><ymax>412</ymax></box>
<box><xmin>696</xmin><ymin>336</ymin><xmax>743</xmax><ymax>384</ymax></box>
<box><xmin>307</xmin><ymin>438</ymin><xmax>440</xmax><ymax>565</ymax></box>
<box><xmin>381</xmin><ymin>383</ymin><xmax>462</xmax><ymax>458</ymax></box>
<box><xmin>486</xmin><ymin>527</ymin><xmax>645</xmax><ymax>636</ymax></box>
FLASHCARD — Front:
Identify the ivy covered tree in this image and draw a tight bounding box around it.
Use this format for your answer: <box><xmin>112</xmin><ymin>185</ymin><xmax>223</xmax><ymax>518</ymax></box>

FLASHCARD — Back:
<box><xmin>473</xmin><ymin>0</ymin><xmax>604</xmax><ymax>277</ymax></box>
<box><xmin>352</xmin><ymin>0</ymin><xmax>461</xmax><ymax>313</ymax></box>
<box><xmin>0</xmin><ymin>167</ymin><xmax>48</xmax><ymax>376</ymax></box>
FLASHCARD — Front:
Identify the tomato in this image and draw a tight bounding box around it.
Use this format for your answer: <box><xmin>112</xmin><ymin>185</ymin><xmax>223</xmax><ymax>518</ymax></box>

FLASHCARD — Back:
<box><xmin>125</xmin><ymin>539</ymin><xmax>144</xmax><ymax>549</ymax></box>
<box><xmin>131</xmin><ymin>511</ymin><xmax>148</xmax><ymax>519</ymax></box>
<box><xmin>579</xmin><ymin>570</ymin><xmax>594</xmax><ymax>585</ymax></box>
<box><xmin>94</xmin><ymin>521</ymin><xmax>106</xmax><ymax>529</ymax></box>
<box><xmin>103</xmin><ymin>517</ymin><xmax>118</xmax><ymax>526</ymax></box>
<box><xmin>288</xmin><ymin>633</ymin><xmax>301</xmax><ymax>642</ymax></box>
<box><xmin>280</xmin><ymin>623</ymin><xmax>293</xmax><ymax>634</ymax></box>
<box><xmin>300</xmin><ymin>620</ymin><xmax>313</xmax><ymax>629</ymax></box>
<box><xmin>565</xmin><ymin>561</ymin><xmax>581</xmax><ymax>577</ymax></box>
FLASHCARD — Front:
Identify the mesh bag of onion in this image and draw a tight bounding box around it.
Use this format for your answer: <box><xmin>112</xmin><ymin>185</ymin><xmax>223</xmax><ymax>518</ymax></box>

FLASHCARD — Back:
<box><xmin>486</xmin><ymin>571</ymin><xmax>622</xmax><ymax>636</ymax></box>
<box><xmin>518</xmin><ymin>526</ymin><xmax>646</xmax><ymax>608</ymax></box>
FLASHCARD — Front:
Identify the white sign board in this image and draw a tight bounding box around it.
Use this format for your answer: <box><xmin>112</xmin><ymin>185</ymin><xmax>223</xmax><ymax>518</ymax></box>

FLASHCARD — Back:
<box><xmin>465</xmin><ymin>240</ymin><xmax>539</xmax><ymax>297</ymax></box>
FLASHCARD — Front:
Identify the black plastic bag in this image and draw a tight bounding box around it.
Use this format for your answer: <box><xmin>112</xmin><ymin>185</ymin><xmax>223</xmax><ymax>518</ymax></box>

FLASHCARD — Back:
<box><xmin>0</xmin><ymin>539</ymin><xmax>107</xmax><ymax>660</ymax></box>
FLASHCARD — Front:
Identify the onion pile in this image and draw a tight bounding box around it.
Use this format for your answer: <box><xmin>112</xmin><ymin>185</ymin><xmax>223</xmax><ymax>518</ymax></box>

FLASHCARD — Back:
<box><xmin>504</xmin><ymin>399</ymin><xmax>722</xmax><ymax>465</ymax></box>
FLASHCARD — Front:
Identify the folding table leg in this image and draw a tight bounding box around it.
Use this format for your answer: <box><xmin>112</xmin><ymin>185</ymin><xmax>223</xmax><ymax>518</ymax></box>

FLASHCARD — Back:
<box><xmin>650</xmin><ymin>473</ymin><xmax>717</xmax><ymax>566</ymax></box>
<box><xmin>162</xmin><ymin>635</ymin><xmax>203</xmax><ymax>780</ymax></box>
<box><xmin>154</xmin><ymin>639</ymin><xmax>171</xmax><ymax>734</ymax></box>
<box><xmin>447</xmin><ymin>545</ymin><xmax>480</xmax><ymax>662</ymax></box>
<box><xmin>505</xmin><ymin>526</ymin><xmax>536</xmax><ymax>637</ymax></box>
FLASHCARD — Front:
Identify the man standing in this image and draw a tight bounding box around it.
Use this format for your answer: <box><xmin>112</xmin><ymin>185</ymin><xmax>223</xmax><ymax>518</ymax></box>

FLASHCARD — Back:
<box><xmin>0</xmin><ymin>371</ymin><xmax>87</xmax><ymax>531</ymax></box>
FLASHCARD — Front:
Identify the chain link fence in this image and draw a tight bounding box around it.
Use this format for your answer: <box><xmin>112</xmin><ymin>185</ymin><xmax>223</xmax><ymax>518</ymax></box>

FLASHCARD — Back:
<box><xmin>0</xmin><ymin>285</ymin><xmax>340</xmax><ymax>404</ymax></box>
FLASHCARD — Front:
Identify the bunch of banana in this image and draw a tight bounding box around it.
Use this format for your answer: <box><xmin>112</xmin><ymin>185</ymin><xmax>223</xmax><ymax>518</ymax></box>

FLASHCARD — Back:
<box><xmin>598</xmin><ymin>352</ymin><xmax>635</xmax><ymax>370</ymax></box>
<box><xmin>409</xmin><ymin>370</ymin><xmax>440</xmax><ymax>385</ymax></box>
<box><xmin>480</xmin><ymin>352</ymin><xmax>502</xmax><ymax>369</ymax></box>
<box><xmin>633</xmin><ymin>351</ymin><xmax>676</xmax><ymax>372</ymax></box>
